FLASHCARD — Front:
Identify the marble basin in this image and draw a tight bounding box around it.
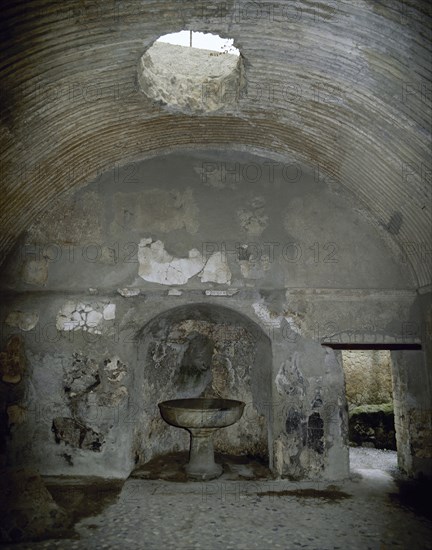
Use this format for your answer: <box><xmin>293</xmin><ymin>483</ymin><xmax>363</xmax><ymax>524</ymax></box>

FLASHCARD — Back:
<box><xmin>158</xmin><ymin>398</ymin><xmax>245</xmax><ymax>429</ymax></box>
<box><xmin>158</xmin><ymin>398</ymin><xmax>245</xmax><ymax>480</ymax></box>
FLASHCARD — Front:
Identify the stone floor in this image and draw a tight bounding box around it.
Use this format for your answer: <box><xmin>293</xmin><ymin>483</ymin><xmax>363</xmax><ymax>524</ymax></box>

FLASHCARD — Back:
<box><xmin>130</xmin><ymin>451</ymin><xmax>272</xmax><ymax>482</ymax></box>
<box><xmin>3</xmin><ymin>448</ymin><xmax>432</xmax><ymax>549</ymax></box>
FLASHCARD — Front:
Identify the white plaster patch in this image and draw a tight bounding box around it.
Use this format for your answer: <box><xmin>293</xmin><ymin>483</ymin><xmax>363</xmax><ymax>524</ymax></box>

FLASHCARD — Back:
<box><xmin>103</xmin><ymin>304</ymin><xmax>116</xmax><ymax>321</ymax></box>
<box><xmin>138</xmin><ymin>238</ymin><xmax>237</xmax><ymax>286</ymax></box>
<box><xmin>87</xmin><ymin>310</ymin><xmax>103</xmax><ymax>327</ymax></box>
<box><xmin>117</xmin><ymin>288</ymin><xmax>140</xmax><ymax>297</ymax></box>
<box><xmin>138</xmin><ymin>238</ymin><xmax>205</xmax><ymax>285</ymax></box>
<box><xmin>56</xmin><ymin>301</ymin><xmax>78</xmax><ymax>331</ymax></box>
<box><xmin>204</xmin><ymin>288</ymin><xmax>239</xmax><ymax>296</ymax></box>
<box><xmin>252</xmin><ymin>301</ymin><xmax>302</xmax><ymax>334</ymax></box>
<box><xmin>252</xmin><ymin>301</ymin><xmax>283</xmax><ymax>328</ymax></box>
<box><xmin>56</xmin><ymin>301</ymin><xmax>115</xmax><ymax>333</ymax></box>
<box><xmin>168</xmin><ymin>288</ymin><xmax>182</xmax><ymax>296</ymax></box>
<box><xmin>6</xmin><ymin>311</ymin><xmax>39</xmax><ymax>331</ymax></box>
<box><xmin>71</xmin><ymin>311</ymin><xmax>81</xmax><ymax>323</ymax></box>
<box><xmin>283</xmin><ymin>316</ymin><xmax>302</xmax><ymax>335</ymax></box>
<box><xmin>199</xmin><ymin>252</ymin><xmax>232</xmax><ymax>285</ymax></box>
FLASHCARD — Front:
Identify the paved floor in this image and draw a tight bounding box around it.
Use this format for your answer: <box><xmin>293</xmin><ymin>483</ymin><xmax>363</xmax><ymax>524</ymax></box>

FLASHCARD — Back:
<box><xmin>4</xmin><ymin>449</ymin><xmax>432</xmax><ymax>550</ymax></box>
<box><xmin>349</xmin><ymin>446</ymin><xmax>399</xmax><ymax>473</ymax></box>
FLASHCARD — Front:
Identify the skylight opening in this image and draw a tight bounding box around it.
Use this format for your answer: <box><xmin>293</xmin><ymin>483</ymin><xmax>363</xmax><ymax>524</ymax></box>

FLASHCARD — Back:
<box><xmin>157</xmin><ymin>31</ymin><xmax>240</xmax><ymax>56</ymax></box>
<box><xmin>138</xmin><ymin>30</ymin><xmax>245</xmax><ymax>113</ymax></box>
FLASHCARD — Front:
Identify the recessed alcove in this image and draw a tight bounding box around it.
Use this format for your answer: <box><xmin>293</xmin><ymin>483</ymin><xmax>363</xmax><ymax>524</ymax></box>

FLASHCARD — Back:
<box><xmin>131</xmin><ymin>304</ymin><xmax>272</xmax><ymax>469</ymax></box>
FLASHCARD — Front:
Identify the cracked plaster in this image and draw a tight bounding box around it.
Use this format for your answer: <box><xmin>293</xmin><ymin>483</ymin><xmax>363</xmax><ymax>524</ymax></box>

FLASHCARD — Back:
<box><xmin>56</xmin><ymin>301</ymin><xmax>116</xmax><ymax>333</ymax></box>
<box><xmin>138</xmin><ymin>239</ymin><xmax>232</xmax><ymax>286</ymax></box>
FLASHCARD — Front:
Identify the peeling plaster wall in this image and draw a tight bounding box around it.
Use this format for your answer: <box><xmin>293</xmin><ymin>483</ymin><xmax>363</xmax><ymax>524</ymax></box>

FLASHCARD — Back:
<box><xmin>0</xmin><ymin>150</ymin><xmax>429</xmax><ymax>480</ymax></box>
<box><xmin>271</xmin><ymin>336</ymin><xmax>349</xmax><ymax>480</ymax></box>
<box><xmin>1</xmin><ymin>150</ymin><xmax>416</xmax><ymax>291</ymax></box>
<box><xmin>0</xmin><ymin>288</ymin><xmax>425</xmax><ymax>479</ymax></box>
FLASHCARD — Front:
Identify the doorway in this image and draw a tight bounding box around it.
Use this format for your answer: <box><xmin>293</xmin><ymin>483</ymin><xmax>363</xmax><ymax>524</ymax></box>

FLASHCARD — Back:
<box><xmin>322</xmin><ymin>342</ymin><xmax>424</xmax><ymax>478</ymax></box>
<box><xmin>341</xmin><ymin>349</ymin><xmax>398</xmax><ymax>475</ymax></box>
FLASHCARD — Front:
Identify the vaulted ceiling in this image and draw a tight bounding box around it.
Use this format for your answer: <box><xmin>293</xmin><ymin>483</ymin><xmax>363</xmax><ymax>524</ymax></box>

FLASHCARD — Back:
<box><xmin>1</xmin><ymin>0</ymin><xmax>431</xmax><ymax>287</ymax></box>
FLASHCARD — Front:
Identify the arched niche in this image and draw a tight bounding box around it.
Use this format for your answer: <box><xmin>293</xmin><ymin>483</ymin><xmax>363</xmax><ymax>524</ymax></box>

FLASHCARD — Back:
<box><xmin>130</xmin><ymin>303</ymin><xmax>273</xmax><ymax>468</ymax></box>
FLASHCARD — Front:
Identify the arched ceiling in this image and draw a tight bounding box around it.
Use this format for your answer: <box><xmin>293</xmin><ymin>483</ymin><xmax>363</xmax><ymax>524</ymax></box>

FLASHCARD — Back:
<box><xmin>0</xmin><ymin>0</ymin><xmax>431</xmax><ymax>287</ymax></box>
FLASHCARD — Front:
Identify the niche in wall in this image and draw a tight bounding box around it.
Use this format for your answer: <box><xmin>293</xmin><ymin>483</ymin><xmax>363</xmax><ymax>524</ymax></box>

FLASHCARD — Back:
<box><xmin>131</xmin><ymin>304</ymin><xmax>272</xmax><ymax>466</ymax></box>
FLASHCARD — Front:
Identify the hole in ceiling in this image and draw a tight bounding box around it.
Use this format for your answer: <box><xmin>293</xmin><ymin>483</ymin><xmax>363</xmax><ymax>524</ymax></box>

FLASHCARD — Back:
<box><xmin>138</xmin><ymin>31</ymin><xmax>245</xmax><ymax>114</ymax></box>
<box><xmin>157</xmin><ymin>31</ymin><xmax>240</xmax><ymax>55</ymax></box>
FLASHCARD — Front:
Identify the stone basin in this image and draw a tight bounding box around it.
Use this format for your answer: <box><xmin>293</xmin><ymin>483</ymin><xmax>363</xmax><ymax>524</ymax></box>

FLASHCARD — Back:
<box><xmin>158</xmin><ymin>398</ymin><xmax>245</xmax><ymax>429</ymax></box>
<box><xmin>158</xmin><ymin>398</ymin><xmax>245</xmax><ymax>480</ymax></box>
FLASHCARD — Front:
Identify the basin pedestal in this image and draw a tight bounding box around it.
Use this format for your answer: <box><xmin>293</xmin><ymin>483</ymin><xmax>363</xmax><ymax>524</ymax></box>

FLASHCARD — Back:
<box><xmin>158</xmin><ymin>398</ymin><xmax>245</xmax><ymax>481</ymax></box>
<box><xmin>185</xmin><ymin>428</ymin><xmax>223</xmax><ymax>480</ymax></box>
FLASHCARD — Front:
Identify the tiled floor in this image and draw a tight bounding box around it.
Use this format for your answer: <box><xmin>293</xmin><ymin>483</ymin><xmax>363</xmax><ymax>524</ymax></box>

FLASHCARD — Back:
<box><xmin>4</xmin><ymin>449</ymin><xmax>432</xmax><ymax>550</ymax></box>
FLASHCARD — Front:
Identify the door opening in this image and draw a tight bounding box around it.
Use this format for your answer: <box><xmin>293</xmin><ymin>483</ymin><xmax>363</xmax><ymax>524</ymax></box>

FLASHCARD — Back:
<box><xmin>341</xmin><ymin>349</ymin><xmax>398</xmax><ymax>475</ymax></box>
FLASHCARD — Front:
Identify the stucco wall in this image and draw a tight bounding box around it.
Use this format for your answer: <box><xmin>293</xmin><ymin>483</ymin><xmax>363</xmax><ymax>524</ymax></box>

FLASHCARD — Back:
<box><xmin>0</xmin><ymin>150</ymin><xmax>428</xmax><ymax>480</ymax></box>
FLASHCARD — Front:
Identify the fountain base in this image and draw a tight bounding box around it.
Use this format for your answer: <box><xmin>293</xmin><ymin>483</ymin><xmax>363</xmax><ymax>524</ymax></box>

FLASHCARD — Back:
<box><xmin>158</xmin><ymin>398</ymin><xmax>245</xmax><ymax>481</ymax></box>
<box><xmin>185</xmin><ymin>428</ymin><xmax>223</xmax><ymax>480</ymax></box>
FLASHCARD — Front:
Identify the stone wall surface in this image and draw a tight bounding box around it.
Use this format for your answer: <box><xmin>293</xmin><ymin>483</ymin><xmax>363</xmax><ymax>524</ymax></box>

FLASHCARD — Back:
<box><xmin>342</xmin><ymin>350</ymin><xmax>396</xmax><ymax>451</ymax></box>
<box><xmin>1</xmin><ymin>0</ymin><xmax>431</xmax><ymax>485</ymax></box>
<box><xmin>342</xmin><ymin>350</ymin><xmax>393</xmax><ymax>408</ymax></box>
<box><xmin>0</xmin><ymin>150</ymin><xmax>429</xmax><ymax>479</ymax></box>
<box><xmin>391</xmin><ymin>350</ymin><xmax>432</xmax><ymax>477</ymax></box>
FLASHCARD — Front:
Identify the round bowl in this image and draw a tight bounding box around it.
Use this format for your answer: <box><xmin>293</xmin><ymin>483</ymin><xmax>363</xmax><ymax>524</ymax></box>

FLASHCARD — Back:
<box><xmin>158</xmin><ymin>398</ymin><xmax>245</xmax><ymax>429</ymax></box>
